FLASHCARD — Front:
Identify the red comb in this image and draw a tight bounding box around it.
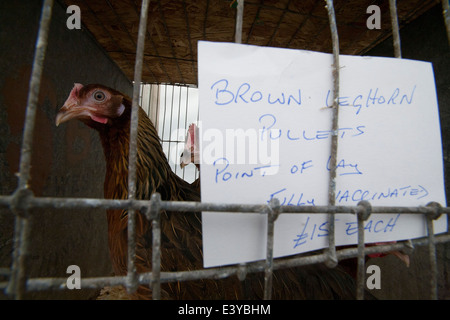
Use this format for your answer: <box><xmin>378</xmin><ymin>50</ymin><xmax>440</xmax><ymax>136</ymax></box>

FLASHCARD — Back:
<box><xmin>69</xmin><ymin>83</ymin><xmax>84</xmax><ymax>99</ymax></box>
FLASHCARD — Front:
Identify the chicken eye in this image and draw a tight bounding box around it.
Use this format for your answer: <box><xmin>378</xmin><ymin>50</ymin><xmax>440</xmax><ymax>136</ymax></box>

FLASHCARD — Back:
<box><xmin>93</xmin><ymin>90</ymin><xmax>106</xmax><ymax>102</ymax></box>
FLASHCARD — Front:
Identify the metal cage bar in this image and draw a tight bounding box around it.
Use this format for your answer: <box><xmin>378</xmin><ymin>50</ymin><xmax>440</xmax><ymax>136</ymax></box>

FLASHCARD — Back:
<box><xmin>426</xmin><ymin>202</ymin><xmax>442</xmax><ymax>300</ymax></box>
<box><xmin>324</xmin><ymin>0</ymin><xmax>340</xmax><ymax>269</ymax></box>
<box><xmin>2</xmin><ymin>194</ymin><xmax>450</xmax><ymax>215</ymax></box>
<box><xmin>149</xmin><ymin>193</ymin><xmax>162</xmax><ymax>300</ymax></box>
<box><xmin>235</xmin><ymin>0</ymin><xmax>244</xmax><ymax>44</ymax></box>
<box><xmin>389</xmin><ymin>0</ymin><xmax>402</xmax><ymax>58</ymax></box>
<box><xmin>6</xmin><ymin>0</ymin><xmax>54</xmax><ymax>300</ymax></box>
<box><xmin>263</xmin><ymin>198</ymin><xmax>280</xmax><ymax>300</ymax></box>
<box><xmin>1</xmin><ymin>193</ymin><xmax>449</xmax><ymax>295</ymax></box>
<box><xmin>14</xmin><ymin>231</ymin><xmax>450</xmax><ymax>293</ymax></box>
<box><xmin>2</xmin><ymin>194</ymin><xmax>448</xmax><ymax>291</ymax></box>
<box><xmin>356</xmin><ymin>201</ymin><xmax>371</xmax><ymax>300</ymax></box>
<box><xmin>2</xmin><ymin>0</ymin><xmax>450</xmax><ymax>300</ymax></box>
<box><xmin>126</xmin><ymin>0</ymin><xmax>151</xmax><ymax>295</ymax></box>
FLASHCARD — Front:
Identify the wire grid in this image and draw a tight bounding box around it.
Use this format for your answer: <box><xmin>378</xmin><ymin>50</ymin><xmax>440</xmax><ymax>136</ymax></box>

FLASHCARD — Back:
<box><xmin>1</xmin><ymin>0</ymin><xmax>450</xmax><ymax>300</ymax></box>
<box><xmin>149</xmin><ymin>83</ymin><xmax>200</xmax><ymax>182</ymax></box>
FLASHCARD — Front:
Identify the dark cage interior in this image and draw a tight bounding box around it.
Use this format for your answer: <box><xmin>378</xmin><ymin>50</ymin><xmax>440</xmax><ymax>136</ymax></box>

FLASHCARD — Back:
<box><xmin>0</xmin><ymin>0</ymin><xmax>449</xmax><ymax>300</ymax></box>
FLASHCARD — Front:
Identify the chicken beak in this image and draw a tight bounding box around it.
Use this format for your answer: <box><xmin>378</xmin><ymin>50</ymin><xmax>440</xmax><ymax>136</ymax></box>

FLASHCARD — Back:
<box><xmin>56</xmin><ymin>101</ymin><xmax>98</xmax><ymax>126</ymax></box>
<box><xmin>56</xmin><ymin>103</ymin><xmax>79</xmax><ymax>126</ymax></box>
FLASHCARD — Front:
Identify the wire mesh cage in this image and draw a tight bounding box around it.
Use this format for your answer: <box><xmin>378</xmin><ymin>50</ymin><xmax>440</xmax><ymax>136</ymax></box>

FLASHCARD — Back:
<box><xmin>1</xmin><ymin>0</ymin><xmax>450</xmax><ymax>300</ymax></box>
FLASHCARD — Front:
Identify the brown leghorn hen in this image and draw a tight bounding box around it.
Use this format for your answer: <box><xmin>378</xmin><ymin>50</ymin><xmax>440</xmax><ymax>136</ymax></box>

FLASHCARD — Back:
<box><xmin>56</xmin><ymin>83</ymin><xmax>228</xmax><ymax>299</ymax></box>
<box><xmin>56</xmin><ymin>83</ymin><xmax>372</xmax><ymax>300</ymax></box>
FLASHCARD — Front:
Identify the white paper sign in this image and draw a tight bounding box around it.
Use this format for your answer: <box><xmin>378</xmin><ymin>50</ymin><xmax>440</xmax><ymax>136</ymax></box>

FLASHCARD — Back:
<box><xmin>198</xmin><ymin>41</ymin><xmax>447</xmax><ymax>268</ymax></box>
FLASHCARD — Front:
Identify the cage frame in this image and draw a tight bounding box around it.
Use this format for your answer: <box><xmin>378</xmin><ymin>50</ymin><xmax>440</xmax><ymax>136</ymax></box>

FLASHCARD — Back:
<box><xmin>1</xmin><ymin>0</ymin><xmax>450</xmax><ymax>300</ymax></box>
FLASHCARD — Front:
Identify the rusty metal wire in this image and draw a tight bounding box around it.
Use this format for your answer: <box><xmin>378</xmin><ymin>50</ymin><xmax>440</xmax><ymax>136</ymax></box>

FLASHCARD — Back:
<box><xmin>2</xmin><ymin>193</ymin><xmax>450</xmax><ymax>215</ymax></box>
<box><xmin>389</xmin><ymin>0</ymin><xmax>402</xmax><ymax>58</ymax></box>
<box><xmin>5</xmin><ymin>0</ymin><xmax>54</xmax><ymax>300</ymax></box>
<box><xmin>126</xmin><ymin>0</ymin><xmax>151</xmax><ymax>296</ymax></box>
<box><xmin>356</xmin><ymin>201</ymin><xmax>371</xmax><ymax>299</ymax></box>
<box><xmin>235</xmin><ymin>0</ymin><xmax>244</xmax><ymax>44</ymax></box>
<box><xmin>1</xmin><ymin>193</ymin><xmax>448</xmax><ymax>292</ymax></box>
<box><xmin>1</xmin><ymin>192</ymin><xmax>449</xmax><ymax>296</ymax></box>
<box><xmin>149</xmin><ymin>193</ymin><xmax>162</xmax><ymax>300</ymax></box>
<box><xmin>263</xmin><ymin>198</ymin><xmax>280</xmax><ymax>300</ymax></box>
<box><xmin>426</xmin><ymin>202</ymin><xmax>442</xmax><ymax>300</ymax></box>
<box><xmin>325</xmin><ymin>0</ymin><xmax>340</xmax><ymax>270</ymax></box>
<box><xmin>104</xmin><ymin>0</ymin><xmax>158</xmax><ymax>83</ymax></box>
<box><xmin>1</xmin><ymin>0</ymin><xmax>449</xmax><ymax>301</ymax></box>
